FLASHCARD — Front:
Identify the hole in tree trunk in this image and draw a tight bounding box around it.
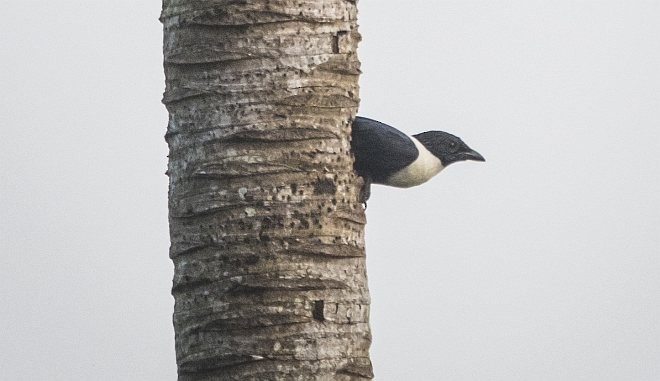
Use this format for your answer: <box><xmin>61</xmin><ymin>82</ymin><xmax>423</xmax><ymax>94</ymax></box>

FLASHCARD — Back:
<box><xmin>332</xmin><ymin>31</ymin><xmax>347</xmax><ymax>54</ymax></box>
<box><xmin>312</xmin><ymin>300</ymin><xmax>325</xmax><ymax>322</ymax></box>
<box><xmin>332</xmin><ymin>35</ymin><xmax>339</xmax><ymax>53</ymax></box>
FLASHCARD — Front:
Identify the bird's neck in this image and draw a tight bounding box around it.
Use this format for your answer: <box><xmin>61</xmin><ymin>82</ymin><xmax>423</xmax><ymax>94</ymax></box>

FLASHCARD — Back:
<box><xmin>386</xmin><ymin>136</ymin><xmax>444</xmax><ymax>188</ymax></box>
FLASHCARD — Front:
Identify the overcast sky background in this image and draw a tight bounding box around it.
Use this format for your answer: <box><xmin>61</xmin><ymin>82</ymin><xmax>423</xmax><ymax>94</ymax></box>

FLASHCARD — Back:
<box><xmin>2</xmin><ymin>1</ymin><xmax>659</xmax><ymax>380</ymax></box>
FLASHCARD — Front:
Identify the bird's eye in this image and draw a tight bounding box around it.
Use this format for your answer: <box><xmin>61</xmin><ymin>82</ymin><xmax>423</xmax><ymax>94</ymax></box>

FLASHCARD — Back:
<box><xmin>447</xmin><ymin>141</ymin><xmax>459</xmax><ymax>152</ymax></box>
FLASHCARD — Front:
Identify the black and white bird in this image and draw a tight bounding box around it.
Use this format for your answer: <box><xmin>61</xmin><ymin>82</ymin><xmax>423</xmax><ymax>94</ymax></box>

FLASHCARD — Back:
<box><xmin>351</xmin><ymin>116</ymin><xmax>485</xmax><ymax>202</ymax></box>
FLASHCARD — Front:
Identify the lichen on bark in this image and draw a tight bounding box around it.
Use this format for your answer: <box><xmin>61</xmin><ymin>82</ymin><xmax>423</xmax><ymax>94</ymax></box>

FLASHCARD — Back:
<box><xmin>162</xmin><ymin>1</ymin><xmax>371</xmax><ymax>379</ymax></box>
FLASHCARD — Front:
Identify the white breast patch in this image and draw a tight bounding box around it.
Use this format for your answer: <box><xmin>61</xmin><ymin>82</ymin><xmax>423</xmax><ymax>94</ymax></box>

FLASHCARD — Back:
<box><xmin>385</xmin><ymin>137</ymin><xmax>444</xmax><ymax>188</ymax></box>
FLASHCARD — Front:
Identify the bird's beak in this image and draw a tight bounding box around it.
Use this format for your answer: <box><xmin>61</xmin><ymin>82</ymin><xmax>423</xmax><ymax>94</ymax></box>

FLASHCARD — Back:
<box><xmin>461</xmin><ymin>149</ymin><xmax>485</xmax><ymax>162</ymax></box>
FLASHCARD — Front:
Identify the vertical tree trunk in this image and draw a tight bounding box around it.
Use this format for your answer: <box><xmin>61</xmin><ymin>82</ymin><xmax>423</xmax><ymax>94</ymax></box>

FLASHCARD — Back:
<box><xmin>162</xmin><ymin>1</ymin><xmax>371</xmax><ymax>379</ymax></box>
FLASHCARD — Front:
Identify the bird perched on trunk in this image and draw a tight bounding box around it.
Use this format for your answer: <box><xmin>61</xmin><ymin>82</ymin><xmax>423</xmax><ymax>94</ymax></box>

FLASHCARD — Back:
<box><xmin>351</xmin><ymin>116</ymin><xmax>485</xmax><ymax>202</ymax></box>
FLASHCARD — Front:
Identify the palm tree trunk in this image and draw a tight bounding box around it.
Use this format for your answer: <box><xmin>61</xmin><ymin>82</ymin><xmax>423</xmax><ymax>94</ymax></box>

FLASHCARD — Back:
<box><xmin>162</xmin><ymin>1</ymin><xmax>371</xmax><ymax>379</ymax></box>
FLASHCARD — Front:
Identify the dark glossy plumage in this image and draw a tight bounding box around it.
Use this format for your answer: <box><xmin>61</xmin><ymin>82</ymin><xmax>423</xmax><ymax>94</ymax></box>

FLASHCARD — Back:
<box><xmin>350</xmin><ymin>116</ymin><xmax>419</xmax><ymax>184</ymax></box>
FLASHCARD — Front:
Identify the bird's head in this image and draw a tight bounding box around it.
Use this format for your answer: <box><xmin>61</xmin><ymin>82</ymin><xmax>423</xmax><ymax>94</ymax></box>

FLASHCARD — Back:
<box><xmin>413</xmin><ymin>131</ymin><xmax>485</xmax><ymax>166</ymax></box>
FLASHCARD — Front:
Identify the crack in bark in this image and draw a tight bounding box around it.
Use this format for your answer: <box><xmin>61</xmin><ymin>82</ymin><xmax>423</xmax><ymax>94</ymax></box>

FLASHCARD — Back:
<box><xmin>172</xmin><ymin>279</ymin><xmax>214</xmax><ymax>294</ymax></box>
<box><xmin>178</xmin><ymin>354</ymin><xmax>266</xmax><ymax>375</ymax></box>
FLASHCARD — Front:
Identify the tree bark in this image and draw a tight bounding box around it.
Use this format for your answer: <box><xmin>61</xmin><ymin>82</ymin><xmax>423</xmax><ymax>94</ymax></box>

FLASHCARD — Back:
<box><xmin>161</xmin><ymin>1</ymin><xmax>371</xmax><ymax>379</ymax></box>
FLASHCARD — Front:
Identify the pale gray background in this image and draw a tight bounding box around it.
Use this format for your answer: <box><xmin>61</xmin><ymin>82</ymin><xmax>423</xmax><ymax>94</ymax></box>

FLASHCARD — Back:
<box><xmin>1</xmin><ymin>1</ymin><xmax>659</xmax><ymax>380</ymax></box>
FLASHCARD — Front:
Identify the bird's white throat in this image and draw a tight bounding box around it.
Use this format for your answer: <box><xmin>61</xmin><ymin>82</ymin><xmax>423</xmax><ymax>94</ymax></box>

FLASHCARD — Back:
<box><xmin>386</xmin><ymin>136</ymin><xmax>444</xmax><ymax>188</ymax></box>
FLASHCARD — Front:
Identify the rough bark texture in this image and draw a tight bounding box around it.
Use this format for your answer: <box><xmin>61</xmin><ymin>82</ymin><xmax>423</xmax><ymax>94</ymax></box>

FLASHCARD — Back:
<box><xmin>162</xmin><ymin>1</ymin><xmax>371</xmax><ymax>379</ymax></box>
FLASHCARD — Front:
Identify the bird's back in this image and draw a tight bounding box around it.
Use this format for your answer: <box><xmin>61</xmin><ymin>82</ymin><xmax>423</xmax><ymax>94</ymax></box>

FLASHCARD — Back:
<box><xmin>351</xmin><ymin>117</ymin><xmax>419</xmax><ymax>183</ymax></box>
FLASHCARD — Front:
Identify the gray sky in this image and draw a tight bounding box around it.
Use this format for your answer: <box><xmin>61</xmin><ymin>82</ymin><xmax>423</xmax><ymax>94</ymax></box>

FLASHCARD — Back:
<box><xmin>2</xmin><ymin>1</ymin><xmax>659</xmax><ymax>380</ymax></box>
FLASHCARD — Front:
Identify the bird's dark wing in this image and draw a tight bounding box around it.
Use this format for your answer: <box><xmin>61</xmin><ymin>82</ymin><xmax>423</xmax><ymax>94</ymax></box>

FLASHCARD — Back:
<box><xmin>351</xmin><ymin>116</ymin><xmax>419</xmax><ymax>183</ymax></box>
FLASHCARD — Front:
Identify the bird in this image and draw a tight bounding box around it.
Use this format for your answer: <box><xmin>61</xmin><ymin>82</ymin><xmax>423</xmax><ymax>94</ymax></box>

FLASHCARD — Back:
<box><xmin>351</xmin><ymin>116</ymin><xmax>485</xmax><ymax>202</ymax></box>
